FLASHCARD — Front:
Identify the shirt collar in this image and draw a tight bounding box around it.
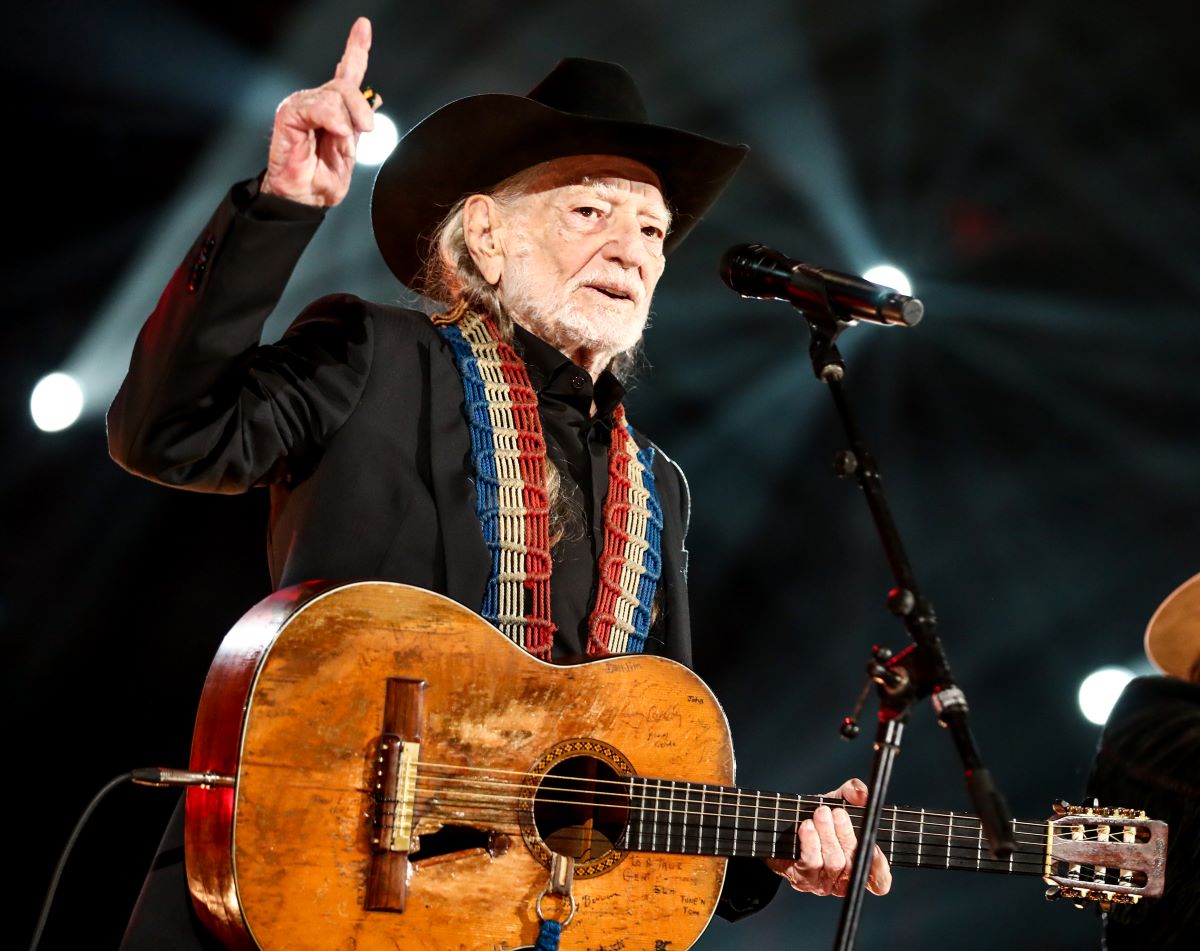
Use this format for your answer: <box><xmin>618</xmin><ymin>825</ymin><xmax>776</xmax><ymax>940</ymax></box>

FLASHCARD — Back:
<box><xmin>512</xmin><ymin>323</ymin><xmax>626</xmax><ymax>420</ymax></box>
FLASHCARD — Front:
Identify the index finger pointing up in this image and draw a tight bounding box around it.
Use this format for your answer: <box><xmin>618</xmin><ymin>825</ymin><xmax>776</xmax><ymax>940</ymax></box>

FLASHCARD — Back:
<box><xmin>334</xmin><ymin>16</ymin><xmax>372</xmax><ymax>87</ymax></box>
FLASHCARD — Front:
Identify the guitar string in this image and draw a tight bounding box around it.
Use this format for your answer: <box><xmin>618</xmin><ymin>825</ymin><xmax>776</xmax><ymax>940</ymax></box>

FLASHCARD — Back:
<box><xmin>399</xmin><ymin>795</ymin><xmax>1114</xmax><ymax>847</ymax></box>
<box><xmin>406</xmin><ymin>759</ymin><xmax>1128</xmax><ymax>834</ymax></box>
<box><xmin>392</xmin><ymin>794</ymin><xmax>1052</xmax><ymax>864</ymax></box>
<box><xmin>383</xmin><ymin>765</ymin><xmax>1121</xmax><ymax>840</ymax></box>
<box><xmin>398</xmin><ymin>782</ymin><xmax>1054</xmax><ymax>844</ymax></box>
<box><xmin>390</xmin><ymin>794</ymin><xmax>1061</xmax><ymax>873</ymax></box>
<box><xmin>384</xmin><ymin>783</ymin><xmax>1086</xmax><ymax>850</ymax></box>
<box><xmin>392</xmin><ymin>793</ymin><xmax>1127</xmax><ymax>878</ymax></box>
<box><xmin>382</xmin><ymin>786</ymin><xmax>1131</xmax><ymax>876</ymax></box>
<box><xmin>406</xmin><ymin>761</ymin><xmax>1055</xmax><ymax>832</ymax></box>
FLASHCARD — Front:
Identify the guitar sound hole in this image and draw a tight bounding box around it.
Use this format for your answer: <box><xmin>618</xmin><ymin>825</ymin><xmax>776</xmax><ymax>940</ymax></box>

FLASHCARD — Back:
<box><xmin>532</xmin><ymin>755</ymin><xmax>630</xmax><ymax>861</ymax></box>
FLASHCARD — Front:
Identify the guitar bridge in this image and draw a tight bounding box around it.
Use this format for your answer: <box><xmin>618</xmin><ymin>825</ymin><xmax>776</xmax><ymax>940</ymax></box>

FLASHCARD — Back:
<box><xmin>365</xmin><ymin>677</ymin><xmax>427</xmax><ymax>912</ymax></box>
<box><xmin>383</xmin><ymin>740</ymin><xmax>420</xmax><ymax>848</ymax></box>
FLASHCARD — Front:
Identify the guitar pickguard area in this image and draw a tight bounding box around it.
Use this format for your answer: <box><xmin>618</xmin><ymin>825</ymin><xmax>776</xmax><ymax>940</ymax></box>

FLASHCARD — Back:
<box><xmin>519</xmin><ymin>738</ymin><xmax>635</xmax><ymax>878</ymax></box>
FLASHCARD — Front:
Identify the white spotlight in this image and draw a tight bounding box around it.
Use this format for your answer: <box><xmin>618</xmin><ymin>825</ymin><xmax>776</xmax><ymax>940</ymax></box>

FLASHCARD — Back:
<box><xmin>1077</xmin><ymin>666</ymin><xmax>1135</xmax><ymax>725</ymax></box>
<box><xmin>357</xmin><ymin>112</ymin><xmax>400</xmax><ymax>167</ymax></box>
<box><xmin>31</xmin><ymin>372</ymin><xmax>85</xmax><ymax>432</ymax></box>
<box><xmin>863</xmin><ymin>264</ymin><xmax>913</xmax><ymax>297</ymax></box>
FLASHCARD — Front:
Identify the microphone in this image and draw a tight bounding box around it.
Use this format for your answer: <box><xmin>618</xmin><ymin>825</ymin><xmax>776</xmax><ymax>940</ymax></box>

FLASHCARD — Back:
<box><xmin>720</xmin><ymin>243</ymin><xmax>924</xmax><ymax>327</ymax></box>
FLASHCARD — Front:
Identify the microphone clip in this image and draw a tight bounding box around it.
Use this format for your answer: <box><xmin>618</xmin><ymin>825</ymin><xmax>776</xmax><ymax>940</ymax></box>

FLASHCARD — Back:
<box><xmin>806</xmin><ymin>314</ymin><xmax>847</xmax><ymax>383</ymax></box>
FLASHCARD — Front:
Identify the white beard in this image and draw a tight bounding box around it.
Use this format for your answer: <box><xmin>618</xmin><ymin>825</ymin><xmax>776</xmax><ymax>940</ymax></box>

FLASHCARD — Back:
<box><xmin>499</xmin><ymin>249</ymin><xmax>649</xmax><ymax>364</ymax></box>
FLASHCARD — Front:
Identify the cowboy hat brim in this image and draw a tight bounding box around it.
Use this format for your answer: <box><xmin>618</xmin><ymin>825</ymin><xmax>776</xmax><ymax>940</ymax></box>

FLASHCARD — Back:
<box><xmin>1145</xmin><ymin>572</ymin><xmax>1200</xmax><ymax>680</ymax></box>
<box><xmin>371</xmin><ymin>92</ymin><xmax>749</xmax><ymax>291</ymax></box>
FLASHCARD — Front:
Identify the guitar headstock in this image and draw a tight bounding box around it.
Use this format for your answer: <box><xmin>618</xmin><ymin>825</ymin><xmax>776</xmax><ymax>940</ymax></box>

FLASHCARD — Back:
<box><xmin>1043</xmin><ymin>801</ymin><xmax>1167</xmax><ymax>909</ymax></box>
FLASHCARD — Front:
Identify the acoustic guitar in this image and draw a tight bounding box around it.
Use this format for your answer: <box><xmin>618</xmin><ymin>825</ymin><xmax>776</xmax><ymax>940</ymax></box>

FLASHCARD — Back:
<box><xmin>184</xmin><ymin>581</ymin><xmax>1167</xmax><ymax>950</ymax></box>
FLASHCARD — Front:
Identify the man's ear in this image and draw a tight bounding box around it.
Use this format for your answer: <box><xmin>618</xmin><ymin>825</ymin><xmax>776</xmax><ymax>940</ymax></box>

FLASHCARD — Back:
<box><xmin>462</xmin><ymin>195</ymin><xmax>506</xmax><ymax>286</ymax></box>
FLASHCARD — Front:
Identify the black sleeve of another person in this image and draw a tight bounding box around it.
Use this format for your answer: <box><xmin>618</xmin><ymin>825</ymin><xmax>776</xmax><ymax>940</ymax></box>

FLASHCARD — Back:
<box><xmin>1085</xmin><ymin>676</ymin><xmax>1200</xmax><ymax>950</ymax></box>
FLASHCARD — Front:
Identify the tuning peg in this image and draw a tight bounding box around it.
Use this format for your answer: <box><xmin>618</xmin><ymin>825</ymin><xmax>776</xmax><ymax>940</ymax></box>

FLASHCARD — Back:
<box><xmin>1045</xmin><ymin>886</ymin><xmax>1062</xmax><ymax>902</ymax></box>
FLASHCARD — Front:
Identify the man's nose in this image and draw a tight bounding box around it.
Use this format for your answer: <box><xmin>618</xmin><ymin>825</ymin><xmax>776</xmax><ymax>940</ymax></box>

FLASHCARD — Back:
<box><xmin>602</xmin><ymin>215</ymin><xmax>649</xmax><ymax>270</ymax></box>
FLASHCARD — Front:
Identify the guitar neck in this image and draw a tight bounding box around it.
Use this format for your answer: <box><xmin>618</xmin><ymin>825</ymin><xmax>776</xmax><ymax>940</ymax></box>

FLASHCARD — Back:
<box><xmin>622</xmin><ymin>778</ymin><xmax>1044</xmax><ymax>877</ymax></box>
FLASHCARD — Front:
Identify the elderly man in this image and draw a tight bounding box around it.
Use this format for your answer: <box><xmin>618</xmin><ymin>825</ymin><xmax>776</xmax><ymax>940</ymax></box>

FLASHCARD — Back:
<box><xmin>110</xmin><ymin>16</ymin><xmax>889</xmax><ymax>949</ymax></box>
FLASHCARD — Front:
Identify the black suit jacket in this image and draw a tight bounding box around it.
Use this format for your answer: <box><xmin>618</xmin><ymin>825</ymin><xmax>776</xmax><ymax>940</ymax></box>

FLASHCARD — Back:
<box><xmin>107</xmin><ymin>179</ymin><xmax>694</xmax><ymax>663</ymax></box>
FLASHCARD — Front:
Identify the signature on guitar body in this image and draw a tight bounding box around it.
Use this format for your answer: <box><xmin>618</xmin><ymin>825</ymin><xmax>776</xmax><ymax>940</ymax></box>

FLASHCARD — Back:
<box><xmin>184</xmin><ymin>581</ymin><xmax>1167</xmax><ymax>950</ymax></box>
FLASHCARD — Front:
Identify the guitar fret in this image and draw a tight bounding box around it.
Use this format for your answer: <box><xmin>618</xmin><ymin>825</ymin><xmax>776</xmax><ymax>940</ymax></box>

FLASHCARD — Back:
<box><xmin>946</xmin><ymin>813</ymin><xmax>953</xmax><ymax>869</ymax></box>
<box><xmin>682</xmin><ymin>782</ymin><xmax>691</xmax><ymax>854</ymax></box>
<box><xmin>732</xmin><ymin>790</ymin><xmax>741</xmax><ymax>856</ymax></box>
<box><xmin>793</xmin><ymin>795</ymin><xmax>803</xmax><ymax>860</ymax></box>
<box><xmin>699</xmin><ymin>784</ymin><xmax>708</xmax><ymax>854</ymax></box>
<box><xmin>640</xmin><ymin>779</ymin><xmax>649</xmax><ymax>851</ymax></box>
<box><xmin>751</xmin><ymin>790</ymin><xmax>760</xmax><ymax>857</ymax></box>
<box><xmin>628</xmin><ymin>777</ymin><xmax>637</xmax><ymax>850</ymax></box>
<box><xmin>976</xmin><ymin>819</ymin><xmax>983</xmax><ymax>870</ymax></box>
<box><xmin>918</xmin><ymin>807</ymin><xmax>925</xmax><ymax>866</ymax></box>
<box><xmin>636</xmin><ymin>778</ymin><xmax>645</xmax><ymax>851</ymax></box>
<box><xmin>777</xmin><ymin>792</ymin><xmax>787</xmax><ymax>859</ymax></box>
<box><xmin>666</xmin><ymin>779</ymin><xmax>674</xmax><ymax>852</ymax></box>
<box><xmin>653</xmin><ymin>779</ymin><xmax>662</xmax><ymax>851</ymax></box>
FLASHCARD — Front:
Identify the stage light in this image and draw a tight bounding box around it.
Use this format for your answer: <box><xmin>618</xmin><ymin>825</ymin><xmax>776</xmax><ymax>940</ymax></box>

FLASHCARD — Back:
<box><xmin>30</xmin><ymin>372</ymin><xmax>85</xmax><ymax>432</ymax></box>
<box><xmin>1077</xmin><ymin>666</ymin><xmax>1135</xmax><ymax>725</ymax></box>
<box><xmin>863</xmin><ymin>264</ymin><xmax>913</xmax><ymax>296</ymax></box>
<box><xmin>357</xmin><ymin>112</ymin><xmax>399</xmax><ymax>167</ymax></box>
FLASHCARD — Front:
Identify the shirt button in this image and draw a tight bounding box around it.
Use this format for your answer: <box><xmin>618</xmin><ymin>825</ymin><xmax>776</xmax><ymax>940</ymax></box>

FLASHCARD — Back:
<box><xmin>570</xmin><ymin>373</ymin><xmax>586</xmax><ymax>390</ymax></box>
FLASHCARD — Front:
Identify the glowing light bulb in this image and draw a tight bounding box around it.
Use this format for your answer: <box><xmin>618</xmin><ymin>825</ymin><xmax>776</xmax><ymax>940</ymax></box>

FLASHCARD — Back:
<box><xmin>1077</xmin><ymin>667</ymin><xmax>1135</xmax><ymax>725</ymax></box>
<box><xmin>30</xmin><ymin>372</ymin><xmax>85</xmax><ymax>432</ymax></box>
<box><xmin>357</xmin><ymin>113</ymin><xmax>400</xmax><ymax>167</ymax></box>
<box><xmin>863</xmin><ymin>264</ymin><xmax>913</xmax><ymax>296</ymax></box>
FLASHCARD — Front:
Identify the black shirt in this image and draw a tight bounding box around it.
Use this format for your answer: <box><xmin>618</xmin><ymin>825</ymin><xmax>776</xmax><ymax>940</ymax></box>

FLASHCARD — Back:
<box><xmin>510</xmin><ymin>324</ymin><xmax>634</xmax><ymax>659</ymax></box>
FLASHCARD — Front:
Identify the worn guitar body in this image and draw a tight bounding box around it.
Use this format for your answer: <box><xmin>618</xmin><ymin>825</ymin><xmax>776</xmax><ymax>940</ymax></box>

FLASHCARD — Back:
<box><xmin>186</xmin><ymin>581</ymin><xmax>735</xmax><ymax>951</ymax></box>
<box><xmin>187</xmin><ymin>581</ymin><xmax>1168</xmax><ymax>950</ymax></box>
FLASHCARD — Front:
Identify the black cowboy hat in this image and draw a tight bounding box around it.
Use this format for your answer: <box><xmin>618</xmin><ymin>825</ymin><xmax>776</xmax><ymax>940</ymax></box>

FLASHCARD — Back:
<box><xmin>371</xmin><ymin>57</ymin><xmax>749</xmax><ymax>291</ymax></box>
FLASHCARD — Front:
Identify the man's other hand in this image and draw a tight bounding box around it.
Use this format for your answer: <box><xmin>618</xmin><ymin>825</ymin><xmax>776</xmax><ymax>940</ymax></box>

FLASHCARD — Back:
<box><xmin>765</xmin><ymin>777</ymin><xmax>893</xmax><ymax>897</ymax></box>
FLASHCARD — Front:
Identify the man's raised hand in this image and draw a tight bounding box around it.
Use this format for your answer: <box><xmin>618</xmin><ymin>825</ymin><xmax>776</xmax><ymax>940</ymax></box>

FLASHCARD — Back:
<box><xmin>262</xmin><ymin>17</ymin><xmax>379</xmax><ymax>207</ymax></box>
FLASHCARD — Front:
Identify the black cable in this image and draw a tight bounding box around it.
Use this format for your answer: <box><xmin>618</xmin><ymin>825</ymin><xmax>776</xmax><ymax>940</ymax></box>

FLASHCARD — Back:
<box><xmin>27</xmin><ymin>771</ymin><xmax>134</xmax><ymax>951</ymax></box>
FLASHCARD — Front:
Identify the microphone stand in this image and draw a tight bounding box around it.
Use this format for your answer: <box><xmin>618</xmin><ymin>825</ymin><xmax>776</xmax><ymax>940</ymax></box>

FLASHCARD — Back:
<box><xmin>794</xmin><ymin>308</ymin><xmax>1017</xmax><ymax>951</ymax></box>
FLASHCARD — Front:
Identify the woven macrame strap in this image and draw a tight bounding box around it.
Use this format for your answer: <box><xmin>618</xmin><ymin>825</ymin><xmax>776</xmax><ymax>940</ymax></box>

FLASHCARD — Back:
<box><xmin>587</xmin><ymin>403</ymin><xmax>663</xmax><ymax>655</ymax></box>
<box><xmin>436</xmin><ymin>308</ymin><xmax>662</xmax><ymax>659</ymax></box>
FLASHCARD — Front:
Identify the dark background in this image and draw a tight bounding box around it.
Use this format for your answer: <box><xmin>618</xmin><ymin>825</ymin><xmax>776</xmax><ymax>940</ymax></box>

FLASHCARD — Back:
<box><xmin>6</xmin><ymin>1</ymin><xmax>1197</xmax><ymax>949</ymax></box>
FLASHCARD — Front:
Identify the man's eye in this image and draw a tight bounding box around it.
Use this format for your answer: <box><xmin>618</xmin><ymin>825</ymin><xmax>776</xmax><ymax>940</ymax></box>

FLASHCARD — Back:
<box><xmin>642</xmin><ymin>225</ymin><xmax>665</xmax><ymax>239</ymax></box>
<box><xmin>574</xmin><ymin>206</ymin><xmax>600</xmax><ymax>218</ymax></box>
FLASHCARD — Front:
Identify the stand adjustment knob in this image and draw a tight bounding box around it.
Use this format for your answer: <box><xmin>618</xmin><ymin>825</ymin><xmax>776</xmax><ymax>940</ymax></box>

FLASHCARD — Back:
<box><xmin>832</xmin><ymin>449</ymin><xmax>858</xmax><ymax>478</ymax></box>
<box><xmin>886</xmin><ymin>587</ymin><xmax>915</xmax><ymax>616</ymax></box>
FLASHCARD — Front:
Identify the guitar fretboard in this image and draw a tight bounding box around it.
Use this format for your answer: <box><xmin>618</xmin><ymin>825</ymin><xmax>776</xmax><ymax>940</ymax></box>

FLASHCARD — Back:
<box><xmin>619</xmin><ymin>778</ymin><xmax>1043</xmax><ymax>875</ymax></box>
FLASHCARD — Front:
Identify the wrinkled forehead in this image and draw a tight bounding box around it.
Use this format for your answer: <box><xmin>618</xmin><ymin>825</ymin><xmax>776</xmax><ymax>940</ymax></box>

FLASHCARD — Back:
<box><xmin>510</xmin><ymin>155</ymin><xmax>670</xmax><ymax>219</ymax></box>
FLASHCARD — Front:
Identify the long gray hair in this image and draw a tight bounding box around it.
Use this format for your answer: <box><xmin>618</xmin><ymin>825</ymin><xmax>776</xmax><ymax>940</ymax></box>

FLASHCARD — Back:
<box><xmin>417</xmin><ymin>166</ymin><xmax>543</xmax><ymax>339</ymax></box>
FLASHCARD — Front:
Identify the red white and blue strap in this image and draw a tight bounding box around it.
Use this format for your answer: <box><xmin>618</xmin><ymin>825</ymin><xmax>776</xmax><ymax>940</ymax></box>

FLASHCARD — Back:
<box><xmin>436</xmin><ymin>309</ymin><xmax>661</xmax><ymax>658</ymax></box>
<box><xmin>587</xmin><ymin>405</ymin><xmax>663</xmax><ymax>656</ymax></box>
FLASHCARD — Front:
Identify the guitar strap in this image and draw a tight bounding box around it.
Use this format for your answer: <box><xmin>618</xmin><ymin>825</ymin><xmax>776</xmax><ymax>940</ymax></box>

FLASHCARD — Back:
<box><xmin>435</xmin><ymin>304</ymin><xmax>663</xmax><ymax>661</ymax></box>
